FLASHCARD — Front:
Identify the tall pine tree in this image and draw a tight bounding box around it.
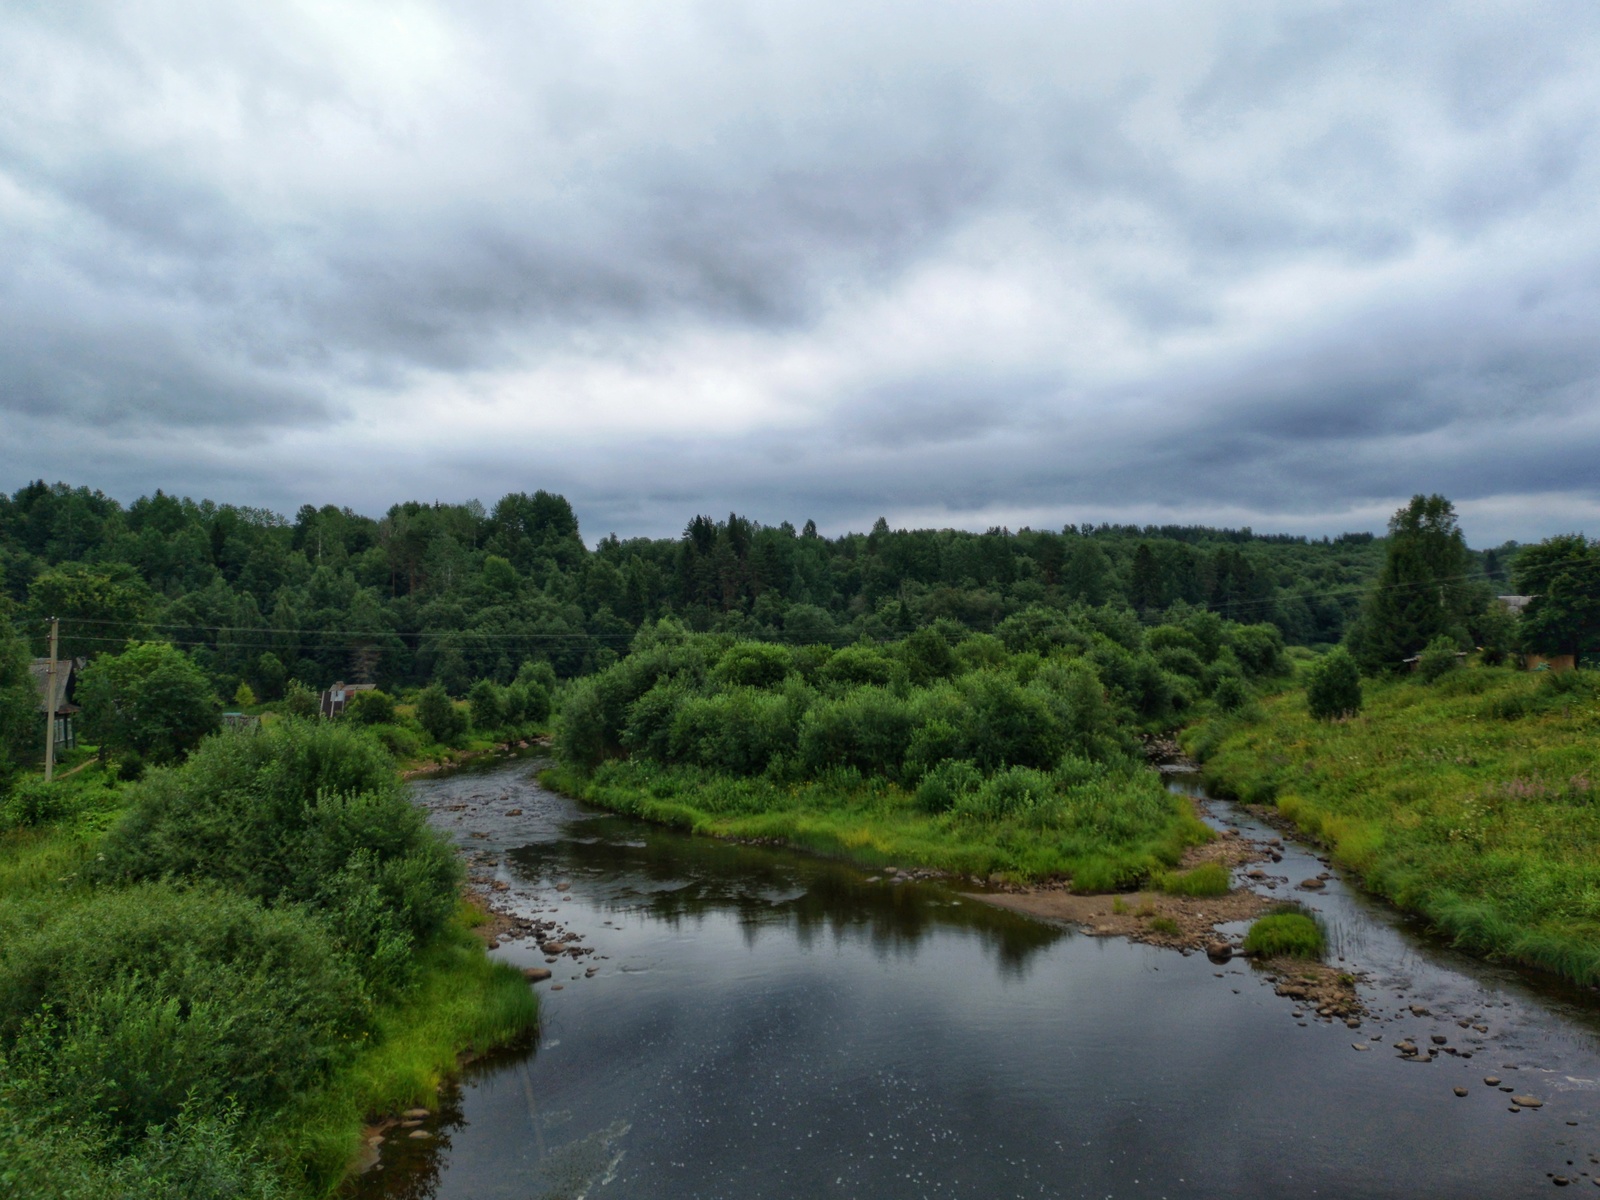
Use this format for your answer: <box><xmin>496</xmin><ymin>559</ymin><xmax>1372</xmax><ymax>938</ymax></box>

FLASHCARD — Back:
<box><xmin>1349</xmin><ymin>495</ymin><xmax>1477</xmax><ymax>672</ymax></box>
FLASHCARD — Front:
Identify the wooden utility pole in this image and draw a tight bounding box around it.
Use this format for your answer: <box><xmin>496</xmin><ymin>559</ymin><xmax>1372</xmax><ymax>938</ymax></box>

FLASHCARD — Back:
<box><xmin>43</xmin><ymin>617</ymin><xmax>59</xmax><ymax>782</ymax></box>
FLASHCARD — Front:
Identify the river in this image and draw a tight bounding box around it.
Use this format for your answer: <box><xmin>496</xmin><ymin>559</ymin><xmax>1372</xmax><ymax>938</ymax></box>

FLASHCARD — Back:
<box><xmin>346</xmin><ymin>757</ymin><xmax>1600</xmax><ymax>1198</ymax></box>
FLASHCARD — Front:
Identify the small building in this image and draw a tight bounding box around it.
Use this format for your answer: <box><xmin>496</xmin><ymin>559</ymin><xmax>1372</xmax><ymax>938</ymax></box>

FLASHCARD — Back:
<box><xmin>1496</xmin><ymin>595</ymin><xmax>1535</xmax><ymax>615</ymax></box>
<box><xmin>1402</xmin><ymin>650</ymin><xmax>1469</xmax><ymax>672</ymax></box>
<box><xmin>29</xmin><ymin>657</ymin><xmax>84</xmax><ymax>752</ymax></box>
<box><xmin>320</xmin><ymin>681</ymin><xmax>377</xmax><ymax>719</ymax></box>
<box><xmin>221</xmin><ymin>711</ymin><xmax>261</xmax><ymax>730</ymax></box>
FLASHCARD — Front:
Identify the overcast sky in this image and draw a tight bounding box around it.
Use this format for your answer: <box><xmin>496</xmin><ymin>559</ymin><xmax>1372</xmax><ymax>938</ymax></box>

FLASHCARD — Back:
<box><xmin>3</xmin><ymin>2</ymin><xmax>1599</xmax><ymax>545</ymax></box>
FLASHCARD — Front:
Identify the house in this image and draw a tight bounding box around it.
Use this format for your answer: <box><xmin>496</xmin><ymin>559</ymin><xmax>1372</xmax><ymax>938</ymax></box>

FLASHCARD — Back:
<box><xmin>1523</xmin><ymin>653</ymin><xmax>1576</xmax><ymax>673</ymax></box>
<box><xmin>320</xmin><ymin>681</ymin><xmax>377</xmax><ymax>719</ymax></box>
<box><xmin>29</xmin><ymin>657</ymin><xmax>84</xmax><ymax>752</ymax></box>
<box><xmin>1495</xmin><ymin>595</ymin><xmax>1535</xmax><ymax>615</ymax></box>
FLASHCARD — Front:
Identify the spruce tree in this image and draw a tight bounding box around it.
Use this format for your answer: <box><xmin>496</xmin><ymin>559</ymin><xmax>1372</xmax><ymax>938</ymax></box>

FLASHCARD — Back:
<box><xmin>1349</xmin><ymin>495</ymin><xmax>1475</xmax><ymax>672</ymax></box>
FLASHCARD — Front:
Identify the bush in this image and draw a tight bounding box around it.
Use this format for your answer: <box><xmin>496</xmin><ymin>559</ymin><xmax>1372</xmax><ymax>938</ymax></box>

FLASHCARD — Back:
<box><xmin>668</xmin><ymin>688</ymin><xmax>797</xmax><ymax>775</ymax></box>
<box><xmin>554</xmin><ymin>677</ymin><xmax>608</xmax><ymax>770</ymax></box>
<box><xmin>282</xmin><ymin>681</ymin><xmax>320</xmax><ymax>718</ymax></box>
<box><xmin>1306</xmin><ymin>648</ymin><xmax>1362</xmax><ymax>720</ymax></box>
<box><xmin>467</xmin><ymin>680</ymin><xmax>505</xmax><ymax>731</ymax></box>
<box><xmin>0</xmin><ymin>883</ymin><xmax>366</xmax><ymax>1137</ymax></box>
<box><xmin>416</xmin><ymin>684</ymin><xmax>468</xmax><ymax>745</ymax></box>
<box><xmin>712</xmin><ymin>643</ymin><xmax>793</xmax><ymax>689</ymax></box>
<box><xmin>1211</xmin><ymin>674</ymin><xmax>1250</xmax><ymax>712</ymax></box>
<box><xmin>97</xmin><ymin>720</ymin><xmax>460</xmax><ymax>992</ymax></box>
<box><xmin>798</xmin><ymin>687</ymin><xmax>914</xmax><ymax>776</ymax></box>
<box><xmin>345</xmin><ymin>689</ymin><xmax>396</xmax><ymax>726</ymax></box>
<box><xmin>0</xmin><ymin>777</ymin><xmax>70</xmax><ymax>830</ymax></box>
<box><xmin>1241</xmin><ymin>909</ymin><xmax>1325</xmax><ymax>958</ymax></box>
<box><xmin>1416</xmin><ymin>635</ymin><xmax>1462</xmax><ymax>683</ymax></box>
<box><xmin>913</xmin><ymin>759</ymin><xmax>982</xmax><ymax>814</ymax></box>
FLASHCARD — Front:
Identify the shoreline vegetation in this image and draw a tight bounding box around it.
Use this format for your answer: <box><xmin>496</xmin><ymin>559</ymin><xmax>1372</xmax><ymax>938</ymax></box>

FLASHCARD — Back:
<box><xmin>0</xmin><ymin>722</ymin><xmax>537</xmax><ymax>1200</ymax></box>
<box><xmin>1184</xmin><ymin>664</ymin><xmax>1600</xmax><ymax>990</ymax></box>
<box><xmin>546</xmin><ymin>612</ymin><xmax>1289</xmax><ymax>889</ymax></box>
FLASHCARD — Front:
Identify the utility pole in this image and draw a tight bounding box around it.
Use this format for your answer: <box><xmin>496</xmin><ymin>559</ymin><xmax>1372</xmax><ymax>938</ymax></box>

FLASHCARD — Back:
<box><xmin>43</xmin><ymin>617</ymin><xmax>59</xmax><ymax>782</ymax></box>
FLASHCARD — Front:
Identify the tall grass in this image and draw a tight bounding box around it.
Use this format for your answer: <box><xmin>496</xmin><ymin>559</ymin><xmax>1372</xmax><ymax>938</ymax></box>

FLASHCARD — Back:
<box><xmin>1184</xmin><ymin>665</ymin><xmax>1600</xmax><ymax>986</ymax></box>
<box><xmin>1242</xmin><ymin>910</ymin><xmax>1325</xmax><ymax>959</ymax></box>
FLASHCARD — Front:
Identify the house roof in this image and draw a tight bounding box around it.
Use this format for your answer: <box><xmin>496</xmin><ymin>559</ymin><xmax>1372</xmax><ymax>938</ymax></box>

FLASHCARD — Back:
<box><xmin>28</xmin><ymin>658</ymin><xmax>76</xmax><ymax>714</ymax></box>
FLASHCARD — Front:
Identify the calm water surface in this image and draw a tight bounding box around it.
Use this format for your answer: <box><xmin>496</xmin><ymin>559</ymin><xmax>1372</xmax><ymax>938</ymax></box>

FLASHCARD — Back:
<box><xmin>347</xmin><ymin>758</ymin><xmax>1600</xmax><ymax>1199</ymax></box>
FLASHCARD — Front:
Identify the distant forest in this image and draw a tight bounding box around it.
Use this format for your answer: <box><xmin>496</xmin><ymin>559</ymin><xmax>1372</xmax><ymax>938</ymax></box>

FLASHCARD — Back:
<box><xmin>0</xmin><ymin>481</ymin><xmax>1516</xmax><ymax>697</ymax></box>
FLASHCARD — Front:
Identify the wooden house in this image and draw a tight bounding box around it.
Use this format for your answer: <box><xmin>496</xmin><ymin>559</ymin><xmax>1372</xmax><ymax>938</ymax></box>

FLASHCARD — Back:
<box><xmin>320</xmin><ymin>681</ymin><xmax>377</xmax><ymax>719</ymax></box>
<box><xmin>29</xmin><ymin>657</ymin><xmax>83</xmax><ymax>752</ymax></box>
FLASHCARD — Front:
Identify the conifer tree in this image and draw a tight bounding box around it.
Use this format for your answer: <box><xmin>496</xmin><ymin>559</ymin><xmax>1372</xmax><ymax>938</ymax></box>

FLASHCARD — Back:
<box><xmin>1348</xmin><ymin>495</ymin><xmax>1476</xmax><ymax>672</ymax></box>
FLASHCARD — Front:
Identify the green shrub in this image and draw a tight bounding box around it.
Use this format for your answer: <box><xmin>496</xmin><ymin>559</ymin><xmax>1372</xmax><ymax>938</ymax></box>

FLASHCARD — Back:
<box><xmin>1416</xmin><ymin>635</ymin><xmax>1462</xmax><ymax>683</ymax></box>
<box><xmin>667</xmin><ymin>688</ymin><xmax>797</xmax><ymax>775</ymax></box>
<box><xmin>0</xmin><ymin>883</ymin><xmax>366</xmax><ymax>1137</ymax></box>
<box><xmin>818</xmin><ymin>645</ymin><xmax>897</xmax><ymax>689</ymax></box>
<box><xmin>1154</xmin><ymin>862</ymin><xmax>1231</xmax><ymax>896</ymax></box>
<box><xmin>416</xmin><ymin>684</ymin><xmax>468</xmax><ymax>745</ymax></box>
<box><xmin>97</xmin><ymin>721</ymin><xmax>460</xmax><ymax>991</ymax></box>
<box><xmin>712</xmin><ymin>642</ymin><xmax>794</xmax><ymax>689</ymax></box>
<box><xmin>1306</xmin><ymin>648</ymin><xmax>1362</xmax><ymax>720</ymax></box>
<box><xmin>1148</xmin><ymin>915</ymin><xmax>1181</xmax><ymax>936</ymax></box>
<box><xmin>1211</xmin><ymin>674</ymin><xmax>1250</xmax><ymax>712</ymax></box>
<box><xmin>282</xmin><ymin>681</ymin><xmax>319</xmax><ymax>718</ymax></box>
<box><xmin>913</xmin><ymin>759</ymin><xmax>982</xmax><ymax>814</ymax></box>
<box><xmin>798</xmin><ymin>686</ymin><xmax>914</xmax><ymax>776</ymax></box>
<box><xmin>954</xmin><ymin>766</ymin><xmax>1057</xmax><ymax>821</ymax></box>
<box><xmin>467</xmin><ymin>680</ymin><xmax>505</xmax><ymax>730</ymax></box>
<box><xmin>77</xmin><ymin>643</ymin><xmax>220</xmax><ymax>765</ymax></box>
<box><xmin>1242</xmin><ymin>910</ymin><xmax>1325</xmax><ymax>959</ymax></box>
<box><xmin>345</xmin><ymin>689</ymin><xmax>396</xmax><ymax>726</ymax></box>
<box><xmin>0</xmin><ymin>777</ymin><xmax>70</xmax><ymax>830</ymax></box>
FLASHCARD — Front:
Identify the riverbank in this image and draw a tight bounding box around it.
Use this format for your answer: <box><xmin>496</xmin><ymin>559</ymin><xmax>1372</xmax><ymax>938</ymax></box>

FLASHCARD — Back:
<box><xmin>541</xmin><ymin>758</ymin><xmax>1210</xmax><ymax>890</ymax></box>
<box><xmin>1183</xmin><ymin>665</ymin><xmax>1600</xmax><ymax>989</ymax></box>
<box><xmin>0</xmin><ymin>728</ymin><xmax>539</xmax><ymax>1199</ymax></box>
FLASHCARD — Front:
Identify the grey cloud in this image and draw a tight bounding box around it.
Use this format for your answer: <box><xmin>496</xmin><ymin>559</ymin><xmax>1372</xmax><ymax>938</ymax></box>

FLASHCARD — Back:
<box><xmin>4</xmin><ymin>1</ymin><xmax>1600</xmax><ymax>544</ymax></box>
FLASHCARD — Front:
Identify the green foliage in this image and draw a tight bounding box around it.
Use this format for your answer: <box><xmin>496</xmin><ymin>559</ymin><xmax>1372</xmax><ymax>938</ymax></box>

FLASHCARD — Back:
<box><xmin>77</xmin><ymin>642</ymin><xmax>220</xmax><ymax>764</ymax></box>
<box><xmin>97</xmin><ymin>720</ymin><xmax>460</xmax><ymax>993</ymax></box>
<box><xmin>0</xmin><ymin>621</ymin><xmax>39</xmax><ymax>786</ymax></box>
<box><xmin>1416</xmin><ymin>634</ymin><xmax>1462</xmax><ymax>682</ymax></box>
<box><xmin>232</xmin><ymin>681</ymin><xmax>257</xmax><ymax>708</ymax></box>
<box><xmin>344</xmin><ymin>687</ymin><xmax>396</xmax><ymax>725</ymax></box>
<box><xmin>1305</xmin><ymin>647</ymin><xmax>1362</xmax><ymax>720</ymax></box>
<box><xmin>282</xmin><ymin>681</ymin><xmax>318</xmax><ymax>718</ymax></box>
<box><xmin>467</xmin><ymin>679</ymin><xmax>504</xmax><ymax>730</ymax></box>
<box><xmin>1211</xmin><ymin>674</ymin><xmax>1250</xmax><ymax>712</ymax></box>
<box><xmin>712</xmin><ymin>642</ymin><xmax>793</xmax><ymax>688</ymax></box>
<box><xmin>0</xmin><ymin>777</ymin><xmax>70</xmax><ymax>830</ymax></box>
<box><xmin>415</xmin><ymin>684</ymin><xmax>468</xmax><ymax>745</ymax></box>
<box><xmin>1186</xmin><ymin>668</ymin><xmax>1600</xmax><ymax>986</ymax></box>
<box><xmin>1349</xmin><ymin>494</ymin><xmax>1481</xmax><ymax>672</ymax></box>
<box><xmin>0</xmin><ymin>883</ymin><xmax>366</xmax><ymax>1138</ymax></box>
<box><xmin>1513</xmin><ymin>533</ymin><xmax>1600</xmax><ymax>662</ymax></box>
<box><xmin>1241</xmin><ymin>910</ymin><xmax>1326</xmax><ymax>959</ymax></box>
<box><xmin>1154</xmin><ymin>862</ymin><xmax>1231</xmax><ymax>896</ymax></box>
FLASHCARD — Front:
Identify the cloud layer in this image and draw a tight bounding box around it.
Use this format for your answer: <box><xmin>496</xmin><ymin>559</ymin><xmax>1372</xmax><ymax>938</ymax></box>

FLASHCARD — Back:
<box><xmin>3</xmin><ymin>1</ymin><xmax>1599</xmax><ymax>544</ymax></box>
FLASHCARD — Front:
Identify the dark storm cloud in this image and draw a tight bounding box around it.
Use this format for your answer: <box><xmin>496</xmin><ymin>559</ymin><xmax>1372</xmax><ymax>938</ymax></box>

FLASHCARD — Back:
<box><xmin>3</xmin><ymin>1</ymin><xmax>1600</xmax><ymax>544</ymax></box>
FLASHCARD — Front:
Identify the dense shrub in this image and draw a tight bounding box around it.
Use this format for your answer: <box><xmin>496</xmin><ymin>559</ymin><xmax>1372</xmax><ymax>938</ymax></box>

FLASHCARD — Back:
<box><xmin>798</xmin><ymin>687</ymin><xmax>915</xmax><ymax>776</ymax></box>
<box><xmin>416</xmin><ymin>684</ymin><xmax>468</xmax><ymax>744</ymax></box>
<box><xmin>913</xmin><ymin>758</ymin><xmax>982</xmax><ymax>813</ymax></box>
<box><xmin>1416</xmin><ymin>635</ymin><xmax>1462</xmax><ymax>683</ymax></box>
<box><xmin>1306</xmin><ymin>648</ymin><xmax>1362</xmax><ymax>720</ymax></box>
<box><xmin>1211</xmin><ymin>674</ymin><xmax>1250</xmax><ymax>712</ymax></box>
<box><xmin>345</xmin><ymin>688</ymin><xmax>396</xmax><ymax>725</ymax></box>
<box><xmin>668</xmin><ymin>688</ymin><xmax>798</xmax><ymax>775</ymax></box>
<box><xmin>713</xmin><ymin>642</ymin><xmax>793</xmax><ymax>689</ymax></box>
<box><xmin>0</xmin><ymin>883</ymin><xmax>366</xmax><ymax>1137</ymax></box>
<box><xmin>97</xmin><ymin>721</ymin><xmax>459</xmax><ymax>991</ymax></box>
<box><xmin>467</xmin><ymin>679</ymin><xmax>505</xmax><ymax>730</ymax></box>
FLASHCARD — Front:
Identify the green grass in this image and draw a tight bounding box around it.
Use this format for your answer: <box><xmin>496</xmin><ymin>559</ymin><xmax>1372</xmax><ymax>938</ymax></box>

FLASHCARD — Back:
<box><xmin>544</xmin><ymin>758</ymin><xmax>1210</xmax><ymax>889</ymax></box>
<box><xmin>1152</xmin><ymin>862</ymin><xmax>1231</xmax><ymax>897</ymax></box>
<box><xmin>1242</xmin><ymin>910</ymin><xmax>1325</xmax><ymax>959</ymax></box>
<box><xmin>1147</xmin><ymin>915</ymin><xmax>1182</xmax><ymax>936</ymax></box>
<box><xmin>1184</xmin><ymin>664</ymin><xmax>1600</xmax><ymax>985</ymax></box>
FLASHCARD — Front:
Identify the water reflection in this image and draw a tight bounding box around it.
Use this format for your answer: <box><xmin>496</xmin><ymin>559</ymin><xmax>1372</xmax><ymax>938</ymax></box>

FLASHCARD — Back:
<box><xmin>508</xmin><ymin>820</ymin><xmax>1066</xmax><ymax>971</ymax></box>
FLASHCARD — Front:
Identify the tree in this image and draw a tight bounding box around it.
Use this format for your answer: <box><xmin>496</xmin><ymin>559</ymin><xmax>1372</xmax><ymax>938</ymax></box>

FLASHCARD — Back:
<box><xmin>468</xmin><ymin>679</ymin><xmax>505</xmax><ymax>730</ymax></box>
<box><xmin>78</xmin><ymin>642</ymin><xmax>220</xmax><ymax>764</ymax></box>
<box><xmin>24</xmin><ymin>562</ymin><xmax>153</xmax><ymax>660</ymax></box>
<box><xmin>1349</xmin><ymin>495</ymin><xmax>1477</xmax><ymax>672</ymax></box>
<box><xmin>1513</xmin><ymin>534</ymin><xmax>1600</xmax><ymax>665</ymax></box>
<box><xmin>1306</xmin><ymin>648</ymin><xmax>1362</xmax><ymax>720</ymax></box>
<box><xmin>0</xmin><ymin>618</ymin><xmax>37</xmax><ymax>784</ymax></box>
<box><xmin>416</xmin><ymin>684</ymin><xmax>467</xmax><ymax>745</ymax></box>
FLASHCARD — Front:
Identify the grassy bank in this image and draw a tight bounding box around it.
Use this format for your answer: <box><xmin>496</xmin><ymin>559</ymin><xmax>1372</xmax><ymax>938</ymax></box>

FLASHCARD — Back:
<box><xmin>0</xmin><ymin>728</ymin><xmax>537</xmax><ymax>1199</ymax></box>
<box><xmin>1184</xmin><ymin>665</ymin><xmax>1600</xmax><ymax>987</ymax></box>
<box><xmin>544</xmin><ymin>759</ymin><xmax>1206</xmax><ymax>888</ymax></box>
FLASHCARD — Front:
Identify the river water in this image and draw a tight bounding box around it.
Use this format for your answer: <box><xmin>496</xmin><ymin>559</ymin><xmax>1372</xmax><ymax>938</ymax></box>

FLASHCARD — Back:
<box><xmin>347</xmin><ymin>757</ymin><xmax>1600</xmax><ymax>1199</ymax></box>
